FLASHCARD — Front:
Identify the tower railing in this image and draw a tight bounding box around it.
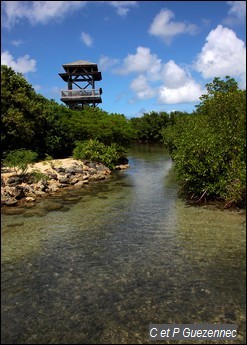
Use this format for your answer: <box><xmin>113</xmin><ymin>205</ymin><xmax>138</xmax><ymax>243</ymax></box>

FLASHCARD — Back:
<box><xmin>61</xmin><ymin>89</ymin><xmax>102</xmax><ymax>99</ymax></box>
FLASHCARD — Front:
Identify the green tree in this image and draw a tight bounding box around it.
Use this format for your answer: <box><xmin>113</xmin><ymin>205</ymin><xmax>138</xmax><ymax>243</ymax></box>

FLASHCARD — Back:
<box><xmin>1</xmin><ymin>65</ymin><xmax>59</xmax><ymax>156</ymax></box>
<box><xmin>163</xmin><ymin>77</ymin><xmax>246</xmax><ymax>207</ymax></box>
<box><xmin>1</xmin><ymin>65</ymin><xmax>39</xmax><ymax>153</ymax></box>
<box><xmin>131</xmin><ymin>111</ymin><xmax>170</xmax><ymax>142</ymax></box>
<box><xmin>1</xmin><ymin>66</ymin><xmax>134</xmax><ymax>160</ymax></box>
<box><xmin>198</xmin><ymin>76</ymin><xmax>238</xmax><ymax>104</ymax></box>
<box><xmin>64</xmin><ymin>107</ymin><xmax>135</xmax><ymax>148</ymax></box>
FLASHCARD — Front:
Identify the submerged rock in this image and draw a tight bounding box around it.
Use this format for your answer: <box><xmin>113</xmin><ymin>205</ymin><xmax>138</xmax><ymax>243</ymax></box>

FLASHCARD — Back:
<box><xmin>43</xmin><ymin>201</ymin><xmax>64</xmax><ymax>211</ymax></box>
<box><xmin>6</xmin><ymin>222</ymin><xmax>24</xmax><ymax>227</ymax></box>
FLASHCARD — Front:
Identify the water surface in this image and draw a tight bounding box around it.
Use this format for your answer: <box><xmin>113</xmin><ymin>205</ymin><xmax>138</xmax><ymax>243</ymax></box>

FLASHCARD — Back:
<box><xmin>1</xmin><ymin>144</ymin><xmax>246</xmax><ymax>344</ymax></box>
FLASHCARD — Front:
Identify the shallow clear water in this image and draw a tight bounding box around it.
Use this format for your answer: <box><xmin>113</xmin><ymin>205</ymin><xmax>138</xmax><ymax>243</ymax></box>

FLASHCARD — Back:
<box><xmin>1</xmin><ymin>144</ymin><xmax>246</xmax><ymax>344</ymax></box>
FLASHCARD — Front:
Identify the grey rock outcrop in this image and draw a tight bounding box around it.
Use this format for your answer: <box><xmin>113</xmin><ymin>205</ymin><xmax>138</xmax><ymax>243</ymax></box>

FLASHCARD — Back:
<box><xmin>1</xmin><ymin>158</ymin><xmax>125</xmax><ymax>207</ymax></box>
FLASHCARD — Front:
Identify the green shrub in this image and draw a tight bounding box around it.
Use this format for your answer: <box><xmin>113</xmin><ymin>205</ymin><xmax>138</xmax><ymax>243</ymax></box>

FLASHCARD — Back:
<box><xmin>162</xmin><ymin>77</ymin><xmax>246</xmax><ymax>207</ymax></box>
<box><xmin>73</xmin><ymin>139</ymin><xmax>126</xmax><ymax>169</ymax></box>
<box><xmin>3</xmin><ymin>149</ymin><xmax>38</xmax><ymax>175</ymax></box>
<box><xmin>30</xmin><ymin>169</ymin><xmax>49</xmax><ymax>183</ymax></box>
<box><xmin>45</xmin><ymin>153</ymin><xmax>53</xmax><ymax>161</ymax></box>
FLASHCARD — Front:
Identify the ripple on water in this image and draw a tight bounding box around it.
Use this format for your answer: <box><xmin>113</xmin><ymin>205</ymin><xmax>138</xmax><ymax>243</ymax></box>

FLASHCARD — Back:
<box><xmin>1</xmin><ymin>145</ymin><xmax>246</xmax><ymax>344</ymax></box>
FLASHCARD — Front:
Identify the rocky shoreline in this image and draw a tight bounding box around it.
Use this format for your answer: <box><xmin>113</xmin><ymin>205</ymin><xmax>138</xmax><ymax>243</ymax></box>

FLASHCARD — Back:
<box><xmin>1</xmin><ymin>158</ymin><xmax>129</xmax><ymax>208</ymax></box>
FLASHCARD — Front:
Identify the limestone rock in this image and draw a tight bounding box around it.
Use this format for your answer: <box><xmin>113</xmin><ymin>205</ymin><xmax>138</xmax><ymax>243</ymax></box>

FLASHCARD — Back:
<box><xmin>1</xmin><ymin>157</ymin><xmax>120</xmax><ymax>207</ymax></box>
<box><xmin>25</xmin><ymin>196</ymin><xmax>36</xmax><ymax>202</ymax></box>
<box><xmin>74</xmin><ymin>181</ymin><xmax>84</xmax><ymax>188</ymax></box>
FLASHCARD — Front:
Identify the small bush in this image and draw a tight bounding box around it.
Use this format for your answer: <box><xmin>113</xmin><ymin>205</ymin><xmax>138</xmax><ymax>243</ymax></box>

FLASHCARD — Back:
<box><xmin>30</xmin><ymin>169</ymin><xmax>49</xmax><ymax>183</ymax></box>
<box><xmin>45</xmin><ymin>153</ymin><xmax>53</xmax><ymax>161</ymax></box>
<box><xmin>73</xmin><ymin>139</ymin><xmax>126</xmax><ymax>169</ymax></box>
<box><xmin>3</xmin><ymin>149</ymin><xmax>38</xmax><ymax>175</ymax></box>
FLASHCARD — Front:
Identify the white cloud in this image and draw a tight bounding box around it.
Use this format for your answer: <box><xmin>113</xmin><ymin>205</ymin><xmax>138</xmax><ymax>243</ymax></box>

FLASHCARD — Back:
<box><xmin>33</xmin><ymin>84</ymin><xmax>42</xmax><ymax>92</ymax></box>
<box><xmin>11</xmin><ymin>39</ymin><xmax>24</xmax><ymax>47</ymax></box>
<box><xmin>224</xmin><ymin>1</ymin><xmax>246</xmax><ymax>25</ymax></box>
<box><xmin>130</xmin><ymin>75</ymin><xmax>155</xmax><ymax>100</ymax></box>
<box><xmin>2</xmin><ymin>1</ymin><xmax>87</xmax><ymax>28</ymax></box>
<box><xmin>162</xmin><ymin>60</ymin><xmax>188</xmax><ymax>88</ymax></box>
<box><xmin>227</xmin><ymin>1</ymin><xmax>246</xmax><ymax>17</ymax></box>
<box><xmin>1</xmin><ymin>1</ymin><xmax>26</xmax><ymax>28</ymax></box>
<box><xmin>108</xmin><ymin>1</ymin><xmax>138</xmax><ymax>16</ymax></box>
<box><xmin>1</xmin><ymin>50</ymin><xmax>36</xmax><ymax>74</ymax></box>
<box><xmin>81</xmin><ymin>31</ymin><xmax>93</xmax><ymax>47</ymax></box>
<box><xmin>115</xmin><ymin>47</ymin><xmax>205</xmax><ymax>104</ymax></box>
<box><xmin>98</xmin><ymin>55</ymin><xmax>120</xmax><ymax>71</ymax></box>
<box><xmin>158</xmin><ymin>60</ymin><xmax>205</xmax><ymax>104</ymax></box>
<box><xmin>194</xmin><ymin>25</ymin><xmax>246</xmax><ymax>88</ymax></box>
<box><xmin>114</xmin><ymin>46</ymin><xmax>205</xmax><ymax>104</ymax></box>
<box><xmin>158</xmin><ymin>80</ymin><xmax>204</xmax><ymax>104</ymax></box>
<box><xmin>1</xmin><ymin>1</ymin><xmax>137</xmax><ymax>28</ymax></box>
<box><xmin>148</xmin><ymin>8</ymin><xmax>198</xmax><ymax>43</ymax></box>
<box><xmin>115</xmin><ymin>46</ymin><xmax>162</xmax><ymax>75</ymax></box>
<box><xmin>134</xmin><ymin>108</ymin><xmax>148</xmax><ymax>118</ymax></box>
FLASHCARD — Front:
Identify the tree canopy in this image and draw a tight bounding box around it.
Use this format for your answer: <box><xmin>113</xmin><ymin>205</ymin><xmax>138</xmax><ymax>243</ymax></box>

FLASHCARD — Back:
<box><xmin>1</xmin><ymin>65</ymin><xmax>135</xmax><ymax>161</ymax></box>
<box><xmin>130</xmin><ymin>111</ymin><xmax>188</xmax><ymax>143</ymax></box>
<box><xmin>162</xmin><ymin>76</ymin><xmax>246</xmax><ymax>207</ymax></box>
<box><xmin>2</xmin><ymin>66</ymin><xmax>245</xmax><ymax>206</ymax></box>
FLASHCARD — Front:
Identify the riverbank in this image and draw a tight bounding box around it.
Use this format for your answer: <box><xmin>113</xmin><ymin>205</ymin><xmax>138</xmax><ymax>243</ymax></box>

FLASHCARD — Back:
<box><xmin>1</xmin><ymin>158</ymin><xmax>129</xmax><ymax>208</ymax></box>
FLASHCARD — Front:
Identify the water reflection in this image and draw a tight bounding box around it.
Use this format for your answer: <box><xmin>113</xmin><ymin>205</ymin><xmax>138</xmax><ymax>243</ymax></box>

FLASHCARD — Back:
<box><xmin>1</xmin><ymin>144</ymin><xmax>246</xmax><ymax>344</ymax></box>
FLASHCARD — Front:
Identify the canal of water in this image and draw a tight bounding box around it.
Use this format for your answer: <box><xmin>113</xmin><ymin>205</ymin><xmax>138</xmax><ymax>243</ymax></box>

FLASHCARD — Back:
<box><xmin>1</xmin><ymin>144</ymin><xmax>246</xmax><ymax>344</ymax></box>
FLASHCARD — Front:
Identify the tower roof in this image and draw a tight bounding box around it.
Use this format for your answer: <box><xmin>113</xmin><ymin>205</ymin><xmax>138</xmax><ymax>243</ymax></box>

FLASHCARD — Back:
<box><xmin>62</xmin><ymin>60</ymin><xmax>98</xmax><ymax>72</ymax></box>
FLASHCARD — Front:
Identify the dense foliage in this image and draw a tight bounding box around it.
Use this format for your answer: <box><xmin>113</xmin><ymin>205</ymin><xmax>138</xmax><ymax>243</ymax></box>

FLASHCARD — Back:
<box><xmin>64</xmin><ymin>106</ymin><xmax>135</xmax><ymax>148</ymax></box>
<box><xmin>1</xmin><ymin>65</ymin><xmax>134</xmax><ymax>167</ymax></box>
<box><xmin>162</xmin><ymin>77</ymin><xmax>246</xmax><ymax>207</ymax></box>
<box><xmin>2</xmin><ymin>66</ymin><xmax>246</xmax><ymax>207</ymax></box>
<box><xmin>131</xmin><ymin>111</ymin><xmax>169</xmax><ymax>142</ymax></box>
<box><xmin>130</xmin><ymin>111</ymin><xmax>188</xmax><ymax>143</ymax></box>
<box><xmin>73</xmin><ymin>139</ymin><xmax>127</xmax><ymax>170</ymax></box>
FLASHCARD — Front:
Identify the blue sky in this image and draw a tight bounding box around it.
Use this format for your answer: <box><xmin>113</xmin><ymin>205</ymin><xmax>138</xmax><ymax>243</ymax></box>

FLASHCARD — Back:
<box><xmin>1</xmin><ymin>1</ymin><xmax>246</xmax><ymax>118</ymax></box>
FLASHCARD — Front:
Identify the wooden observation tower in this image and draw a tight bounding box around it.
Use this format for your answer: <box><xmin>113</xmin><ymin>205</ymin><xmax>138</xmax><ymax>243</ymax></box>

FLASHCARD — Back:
<box><xmin>59</xmin><ymin>60</ymin><xmax>102</xmax><ymax>109</ymax></box>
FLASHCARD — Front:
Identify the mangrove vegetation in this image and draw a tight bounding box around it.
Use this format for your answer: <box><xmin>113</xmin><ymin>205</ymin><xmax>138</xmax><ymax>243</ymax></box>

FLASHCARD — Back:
<box><xmin>1</xmin><ymin>66</ymin><xmax>246</xmax><ymax>207</ymax></box>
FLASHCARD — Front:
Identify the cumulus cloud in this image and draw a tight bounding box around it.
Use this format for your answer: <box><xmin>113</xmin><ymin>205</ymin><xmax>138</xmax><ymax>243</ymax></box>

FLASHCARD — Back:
<box><xmin>194</xmin><ymin>25</ymin><xmax>246</xmax><ymax>87</ymax></box>
<box><xmin>162</xmin><ymin>60</ymin><xmax>188</xmax><ymax>88</ymax></box>
<box><xmin>148</xmin><ymin>8</ymin><xmax>198</xmax><ymax>43</ymax></box>
<box><xmin>115</xmin><ymin>46</ymin><xmax>162</xmax><ymax>75</ymax></box>
<box><xmin>2</xmin><ymin>1</ymin><xmax>87</xmax><ymax>28</ymax></box>
<box><xmin>98</xmin><ymin>55</ymin><xmax>120</xmax><ymax>71</ymax></box>
<box><xmin>158</xmin><ymin>80</ymin><xmax>204</xmax><ymax>104</ymax></box>
<box><xmin>81</xmin><ymin>31</ymin><xmax>93</xmax><ymax>47</ymax></box>
<box><xmin>10</xmin><ymin>39</ymin><xmax>24</xmax><ymax>47</ymax></box>
<box><xmin>1</xmin><ymin>50</ymin><xmax>36</xmax><ymax>73</ymax></box>
<box><xmin>1</xmin><ymin>1</ymin><xmax>137</xmax><ymax>29</ymax></box>
<box><xmin>114</xmin><ymin>46</ymin><xmax>205</xmax><ymax>104</ymax></box>
<box><xmin>157</xmin><ymin>60</ymin><xmax>205</xmax><ymax>104</ymax></box>
<box><xmin>224</xmin><ymin>1</ymin><xmax>246</xmax><ymax>25</ymax></box>
<box><xmin>30</xmin><ymin>1</ymin><xmax>85</xmax><ymax>24</ymax></box>
<box><xmin>130</xmin><ymin>75</ymin><xmax>155</xmax><ymax>100</ymax></box>
<box><xmin>108</xmin><ymin>1</ymin><xmax>138</xmax><ymax>16</ymax></box>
